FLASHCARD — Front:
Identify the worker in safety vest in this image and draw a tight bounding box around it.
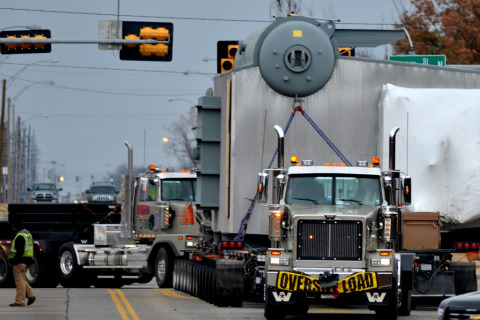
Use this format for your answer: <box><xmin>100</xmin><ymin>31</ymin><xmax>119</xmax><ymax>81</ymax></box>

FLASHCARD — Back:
<box><xmin>8</xmin><ymin>222</ymin><xmax>36</xmax><ymax>307</ymax></box>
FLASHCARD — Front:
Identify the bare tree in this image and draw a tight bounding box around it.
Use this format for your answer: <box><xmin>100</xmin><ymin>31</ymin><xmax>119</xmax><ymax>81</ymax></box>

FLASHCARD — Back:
<box><xmin>164</xmin><ymin>107</ymin><xmax>197</xmax><ymax>169</ymax></box>
<box><xmin>270</xmin><ymin>0</ymin><xmax>312</xmax><ymax>17</ymax></box>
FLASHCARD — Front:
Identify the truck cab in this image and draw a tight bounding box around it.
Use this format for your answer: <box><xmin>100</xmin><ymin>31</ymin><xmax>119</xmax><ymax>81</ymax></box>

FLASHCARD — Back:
<box><xmin>132</xmin><ymin>167</ymin><xmax>197</xmax><ymax>239</ymax></box>
<box><xmin>259</xmin><ymin>126</ymin><xmax>413</xmax><ymax>320</ymax></box>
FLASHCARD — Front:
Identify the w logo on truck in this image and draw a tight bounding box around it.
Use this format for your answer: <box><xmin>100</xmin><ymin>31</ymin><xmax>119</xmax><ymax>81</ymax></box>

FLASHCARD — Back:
<box><xmin>272</xmin><ymin>291</ymin><xmax>292</xmax><ymax>302</ymax></box>
<box><xmin>366</xmin><ymin>292</ymin><xmax>387</xmax><ymax>303</ymax></box>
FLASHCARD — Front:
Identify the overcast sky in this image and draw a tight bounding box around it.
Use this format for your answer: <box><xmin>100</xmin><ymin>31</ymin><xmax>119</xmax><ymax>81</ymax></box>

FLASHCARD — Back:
<box><xmin>0</xmin><ymin>0</ymin><xmax>405</xmax><ymax>199</ymax></box>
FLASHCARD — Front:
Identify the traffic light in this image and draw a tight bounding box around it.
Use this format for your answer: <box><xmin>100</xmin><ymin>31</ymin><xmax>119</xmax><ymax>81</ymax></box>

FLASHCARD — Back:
<box><xmin>217</xmin><ymin>41</ymin><xmax>239</xmax><ymax>73</ymax></box>
<box><xmin>339</xmin><ymin>47</ymin><xmax>355</xmax><ymax>57</ymax></box>
<box><xmin>0</xmin><ymin>29</ymin><xmax>51</xmax><ymax>54</ymax></box>
<box><xmin>120</xmin><ymin>21</ymin><xmax>173</xmax><ymax>61</ymax></box>
<box><xmin>58</xmin><ymin>176</ymin><xmax>65</xmax><ymax>182</ymax></box>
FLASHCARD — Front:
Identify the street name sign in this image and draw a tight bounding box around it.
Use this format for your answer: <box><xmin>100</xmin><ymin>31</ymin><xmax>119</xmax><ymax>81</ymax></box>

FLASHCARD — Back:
<box><xmin>389</xmin><ymin>55</ymin><xmax>446</xmax><ymax>66</ymax></box>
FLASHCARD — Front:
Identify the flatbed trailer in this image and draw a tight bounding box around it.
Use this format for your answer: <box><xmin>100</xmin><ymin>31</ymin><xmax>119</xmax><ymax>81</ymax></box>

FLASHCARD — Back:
<box><xmin>0</xmin><ymin>203</ymin><xmax>120</xmax><ymax>287</ymax></box>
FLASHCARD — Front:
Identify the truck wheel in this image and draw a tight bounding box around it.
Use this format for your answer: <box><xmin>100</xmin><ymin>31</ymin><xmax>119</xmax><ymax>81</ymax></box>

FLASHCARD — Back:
<box><xmin>0</xmin><ymin>249</ymin><xmax>13</xmax><ymax>287</ymax></box>
<box><xmin>25</xmin><ymin>257</ymin><xmax>40</xmax><ymax>286</ymax></box>
<box><xmin>58</xmin><ymin>243</ymin><xmax>90</xmax><ymax>287</ymax></box>
<box><xmin>398</xmin><ymin>288</ymin><xmax>412</xmax><ymax>316</ymax></box>
<box><xmin>137</xmin><ymin>269</ymin><xmax>154</xmax><ymax>284</ymax></box>
<box><xmin>154</xmin><ymin>247</ymin><xmax>173</xmax><ymax>288</ymax></box>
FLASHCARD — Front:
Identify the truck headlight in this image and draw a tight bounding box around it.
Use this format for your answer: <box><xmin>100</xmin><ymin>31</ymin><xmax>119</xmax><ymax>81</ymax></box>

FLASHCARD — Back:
<box><xmin>270</xmin><ymin>257</ymin><xmax>290</xmax><ymax>266</ymax></box>
<box><xmin>371</xmin><ymin>258</ymin><xmax>391</xmax><ymax>266</ymax></box>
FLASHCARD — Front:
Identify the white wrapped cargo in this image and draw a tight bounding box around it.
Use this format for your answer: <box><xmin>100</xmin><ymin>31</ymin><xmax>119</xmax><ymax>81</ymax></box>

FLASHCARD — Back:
<box><xmin>379</xmin><ymin>84</ymin><xmax>480</xmax><ymax>225</ymax></box>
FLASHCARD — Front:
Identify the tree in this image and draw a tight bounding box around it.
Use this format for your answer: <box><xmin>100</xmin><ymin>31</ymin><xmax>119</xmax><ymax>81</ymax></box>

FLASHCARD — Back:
<box><xmin>164</xmin><ymin>106</ymin><xmax>197</xmax><ymax>169</ymax></box>
<box><xmin>270</xmin><ymin>0</ymin><xmax>312</xmax><ymax>17</ymax></box>
<box><xmin>394</xmin><ymin>0</ymin><xmax>480</xmax><ymax>64</ymax></box>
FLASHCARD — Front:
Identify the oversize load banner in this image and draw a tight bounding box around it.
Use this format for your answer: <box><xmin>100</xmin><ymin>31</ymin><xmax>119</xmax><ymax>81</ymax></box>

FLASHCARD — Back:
<box><xmin>276</xmin><ymin>271</ymin><xmax>378</xmax><ymax>294</ymax></box>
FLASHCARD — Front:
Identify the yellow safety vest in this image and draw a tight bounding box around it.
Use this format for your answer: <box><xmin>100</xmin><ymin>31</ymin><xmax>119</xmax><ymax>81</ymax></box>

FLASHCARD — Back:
<box><xmin>9</xmin><ymin>230</ymin><xmax>34</xmax><ymax>259</ymax></box>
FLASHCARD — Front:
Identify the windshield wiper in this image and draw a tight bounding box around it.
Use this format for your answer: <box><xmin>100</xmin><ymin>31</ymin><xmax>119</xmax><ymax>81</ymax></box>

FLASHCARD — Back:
<box><xmin>292</xmin><ymin>197</ymin><xmax>319</xmax><ymax>204</ymax></box>
<box><xmin>339</xmin><ymin>199</ymin><xmax>363</xmax><ymax>205</ymax></box>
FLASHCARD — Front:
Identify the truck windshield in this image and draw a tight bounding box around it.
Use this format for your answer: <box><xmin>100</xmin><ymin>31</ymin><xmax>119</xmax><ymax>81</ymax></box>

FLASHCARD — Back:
<box><xmin>285</xmin><ymin>175</ymin><xmax>381</xmax><ymax>205</ymax></box>
<box><xmin>90</xmin><ymin>186</ymin><xmax>115</xmax><ymax>194</ymax></box>
<box><xmin>33</xmin><ymin>184</ymin><xmax>56</xmax><ymax>191</ymax></box>
<box><xmin>161</xmin><ymin>179</ymin><xmax>196</xmax><ymax>201</ymax></box>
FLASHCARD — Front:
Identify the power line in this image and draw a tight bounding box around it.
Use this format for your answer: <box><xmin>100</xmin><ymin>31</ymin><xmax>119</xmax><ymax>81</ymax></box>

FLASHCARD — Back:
<box><xmin>0</xmin><ymin>7</ymin><xmax>398</xmax><ymax>26</ymax></box>
<box><xmin>0</xmin><ymin>7</ymin><xmax>272</xmax><ymax>23</ymax></box>
<box><xmin>0</xmin><ymin>62</ymin><xmax>215</xmax><ymax>77</ymax></box>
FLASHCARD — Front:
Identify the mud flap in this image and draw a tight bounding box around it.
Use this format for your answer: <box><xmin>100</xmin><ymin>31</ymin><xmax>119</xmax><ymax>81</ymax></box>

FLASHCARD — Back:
<box><xmin>216</xmin><ymin>259</ymin><xmax>244</xmax><ymax>307</ymax></box>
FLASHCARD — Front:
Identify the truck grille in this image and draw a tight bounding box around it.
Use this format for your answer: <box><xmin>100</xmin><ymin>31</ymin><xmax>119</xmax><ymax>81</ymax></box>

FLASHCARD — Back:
<box><xmin>35</xmin><ymin>193</ymin><xmax>54</xmax><ymax>201</ymax></box>
<box><xmin>297</xmin><ymin>220</ymin><xmax>362</xmax><ymax>260</ymax></box>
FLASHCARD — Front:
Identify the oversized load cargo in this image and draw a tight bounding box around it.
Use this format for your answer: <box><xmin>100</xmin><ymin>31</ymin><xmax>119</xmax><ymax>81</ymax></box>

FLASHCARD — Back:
<box><xmin>379</xmin><ymin>84</ymin><xmax>480</xmax><ymax>225</ymax></box>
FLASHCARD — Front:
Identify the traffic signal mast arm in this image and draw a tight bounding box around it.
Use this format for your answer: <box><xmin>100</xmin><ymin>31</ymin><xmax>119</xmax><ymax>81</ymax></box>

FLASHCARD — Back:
<box><xmin>0</xmin><ymin>38</ymin><xmax>167</xmax><ymax>45</ymax></box>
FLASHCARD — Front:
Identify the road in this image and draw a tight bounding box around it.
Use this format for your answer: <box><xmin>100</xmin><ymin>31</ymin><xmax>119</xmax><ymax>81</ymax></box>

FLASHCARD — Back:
<box><xmin>0</xmin><ymin>281</ymin><xmax>439</xmax><ymax>320</ymax></box>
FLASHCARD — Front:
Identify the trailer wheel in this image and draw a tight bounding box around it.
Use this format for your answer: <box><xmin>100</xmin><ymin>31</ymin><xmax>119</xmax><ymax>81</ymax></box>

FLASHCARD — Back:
<box><xmin>0</xmin><ymin>249</ymin><xmax>13</xmax><ymax>287</ymax></box>
<box><xmin>58</xmin><ymin>243</ymin><xmax>90</xmax><ymax>287</ymax></box>
<box><xmin>154</xmin><ymin>247</ymin><xmax>173</xmax><ymax>288</ymax></box>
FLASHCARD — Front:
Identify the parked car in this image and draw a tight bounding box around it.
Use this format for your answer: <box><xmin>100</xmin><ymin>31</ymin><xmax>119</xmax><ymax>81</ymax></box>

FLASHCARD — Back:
<box><xmin>85</xmin><ymin>182</ymin><xmax>117</xmax><ymax>203</ymax></box>
<box><xmin>27</xmin><ymin>182</ymin><xmax>62</xmax><ymax>203</ymax></box>
<box><xmin>437</xmin><ymin>291</ymin><xmax>480</xmax><ymax>320</ymax></box>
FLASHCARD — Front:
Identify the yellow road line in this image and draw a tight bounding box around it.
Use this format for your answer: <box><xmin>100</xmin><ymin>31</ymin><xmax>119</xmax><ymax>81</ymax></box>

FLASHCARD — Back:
<box><xmin>107</xmin><ymin>289</ymin><xmax>130</xmax><ymax>320</ymax></box>
<box><xmin>115</xmin><ymin>289</ymin><xmax>141</xmax><ymax>320</ymax></box>
<box><xmin>155</xmin><ymin>288</ymin><xmax>196</xmax><ymax>299</ymax></box>
<box><xmin>107</xmin><ymin>289</ymin><xmax>141</xmax><ymax>320</ymax></box>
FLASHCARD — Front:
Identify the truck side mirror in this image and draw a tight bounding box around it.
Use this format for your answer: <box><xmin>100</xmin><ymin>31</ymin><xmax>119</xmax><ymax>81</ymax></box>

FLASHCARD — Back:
<box><xmin>403</xmin><ymin>176</ymin><xmax>411</xmax><ymax>205</ymax></box>
<box><xmin>257</xmin><ymin>172</ymin><xmax>269</xmax><ymax>204</ymax></box>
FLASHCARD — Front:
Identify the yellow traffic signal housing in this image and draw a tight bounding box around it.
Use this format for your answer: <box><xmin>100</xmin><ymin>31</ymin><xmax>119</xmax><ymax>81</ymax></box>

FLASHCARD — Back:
<box><xmin>0</xmin><ymin>29</ymin><xmax>51</xmax><ymax>54</ymax></box>
<box><xmin>217</xmin><ymin>41</ymin><xmax>239</xmax><ymax>73</ymax></box>
<box><xmin>120</xmin><ymin>21</ymin><xmax>173</xmax><ymax>62</ymax></box>
<box><xmin>339</xmin><ymin>47</ymin><xmax>355</xmax><ymax>57</ymax></box>
<box><xmin>139</xmin><ymin>43</ymin><xmax>169</xmax><ymax>57</ymax></box>
<box><xmin>140</xmin><ymin>27</ymin><xmax>169</xmax><ymax>41</ymax></box>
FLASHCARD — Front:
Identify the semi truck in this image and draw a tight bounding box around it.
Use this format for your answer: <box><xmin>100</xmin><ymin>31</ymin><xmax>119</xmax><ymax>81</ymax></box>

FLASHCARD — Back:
<box><xmin>0</xmin><ymin>142</ymin><xmax>199</xmax><ymax>288</ymax></box>
<box><xmin>167</xmin><ymin>15</ymin><xmax>480</xmax><ymax>319</ymax></box>
<box><xmin>258</xmin><ymin>124</ymin><xmax>414</xmax><ymax>319</ymax></box>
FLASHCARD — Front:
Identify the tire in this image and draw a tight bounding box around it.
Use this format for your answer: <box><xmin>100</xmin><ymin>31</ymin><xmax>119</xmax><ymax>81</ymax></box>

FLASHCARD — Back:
<box><xmin>25</xmin><ymin>257</ymin><xmax>40</xmax><ymax>286</ymax></box>
<box><xmin>58</xmin><ymin>243</ymin><xmax>92</xmax><ymax>288</ymax></box>
<box><xmin>0</xmin><ymin>249</ymin><xmax>13</xmax><ymax>287</ymax></box>
<box><xmin>137</xmin><ymin>269</ymin><xmax>154</xmax><ymax>284</ymax></box>
<box><xmin>154</xmin><ymin>247</ymin><xmax>173</xmax><ymax>288</ymax></box>
<box><xmin>399</xmin><ymin>288</ymin><xmax>412</xmax><ymax>316</ymax></box>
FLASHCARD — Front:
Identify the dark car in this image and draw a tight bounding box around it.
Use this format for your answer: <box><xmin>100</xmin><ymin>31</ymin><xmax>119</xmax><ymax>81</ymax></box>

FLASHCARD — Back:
<box><xmin>437</xmin><ymin>291</ymin><xmax>480</xmax><ymax>320</ymax></box>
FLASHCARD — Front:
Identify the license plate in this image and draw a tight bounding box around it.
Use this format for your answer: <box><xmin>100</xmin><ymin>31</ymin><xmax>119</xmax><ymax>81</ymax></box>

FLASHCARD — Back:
<box><xmin>276</xmin><ymin>271</ymin><xmax>378</xmax><ymax>294</ymax></box>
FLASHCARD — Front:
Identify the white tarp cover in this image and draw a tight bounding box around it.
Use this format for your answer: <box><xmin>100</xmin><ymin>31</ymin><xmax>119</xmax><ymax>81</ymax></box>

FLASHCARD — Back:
<box><xmin>379</xmin><ymin>84</ymin><xmax>480</xmax><ymax>225</ymax></box>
